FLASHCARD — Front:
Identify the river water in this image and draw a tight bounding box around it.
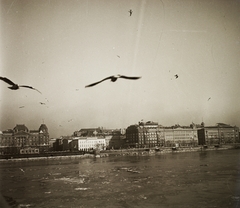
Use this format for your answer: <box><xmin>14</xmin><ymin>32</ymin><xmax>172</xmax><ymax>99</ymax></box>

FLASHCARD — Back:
<box><xmin>1</xmin><ymin>149</ymin><xmax>240</xmax><ymax>208</ymax></box>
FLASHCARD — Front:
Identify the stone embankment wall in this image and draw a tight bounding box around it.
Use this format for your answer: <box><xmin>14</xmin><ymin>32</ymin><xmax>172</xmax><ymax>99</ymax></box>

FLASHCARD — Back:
<box><xmin>0</xmin><ymin>154</ymin><xmax>95</xmax><ymax>162</ymax></box>
<box><xmin>1</xmin><ymin>144</ymin><xmax>240</xmax><ymax>161</ymax></box>
<box><xmin>99</xmin><ymin>145</ymin><xmax>240</xmax><ymax>157</ymax></box>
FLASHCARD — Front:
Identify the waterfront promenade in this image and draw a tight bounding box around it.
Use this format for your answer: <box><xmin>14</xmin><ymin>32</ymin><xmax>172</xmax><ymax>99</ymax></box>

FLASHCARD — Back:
<box><xmin>1</xmin><ymin>144</ymin><xmax>239</xmax><ymax>162</ymax></box>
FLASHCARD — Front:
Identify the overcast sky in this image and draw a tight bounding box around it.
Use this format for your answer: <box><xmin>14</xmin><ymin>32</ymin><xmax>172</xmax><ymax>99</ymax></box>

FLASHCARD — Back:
<box><xmin>1</xmin><ymin>0</ymin><xmax>240</xmax><ymax>138</ymax></box>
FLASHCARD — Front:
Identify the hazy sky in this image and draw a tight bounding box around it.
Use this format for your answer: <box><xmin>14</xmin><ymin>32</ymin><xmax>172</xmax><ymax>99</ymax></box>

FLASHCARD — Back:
<box><xmin>1</xmin><ymin>0</ymin><xmax>240</xmax><ymax>138</ymax></box>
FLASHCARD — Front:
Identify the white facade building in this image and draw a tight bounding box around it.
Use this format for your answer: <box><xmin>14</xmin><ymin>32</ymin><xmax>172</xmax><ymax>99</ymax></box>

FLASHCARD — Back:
<box><xmin>71</xmin><ymin>137</ymin><xmax>106</xmax><ymax>151</ymax></box>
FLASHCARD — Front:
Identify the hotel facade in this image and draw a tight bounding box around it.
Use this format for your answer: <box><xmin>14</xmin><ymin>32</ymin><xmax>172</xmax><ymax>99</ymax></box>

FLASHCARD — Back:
<box><xmin>126</xmin><ymin>122</ymin><xmax>199</xmax><ymax>148</ymax></box>
<box><xmin>126</xmin><ymin>121</ymin><xmax>160</xmax><ymax>148</ymax></box>
<box><xmin>197</xmin><ymin>123</ymin><xmax>239</xmax><ymax>145</ymax></box>
<box><xmin>0</xmin><ymin>124</ymin><xmax>50</xmax><ymax>155</ymax></box>
<box><xmin>70</xmin><ymin>137</ymin><xmax>106</xmax><ymax>151</ymax></box>
<box><xmin>126</xmin><ymin>121</ymin><xmax>239</xmax><ymax>148</ymax></box>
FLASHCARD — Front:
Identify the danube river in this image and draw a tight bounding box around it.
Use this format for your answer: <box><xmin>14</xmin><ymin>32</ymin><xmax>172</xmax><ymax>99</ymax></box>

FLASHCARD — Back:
<box><xmin>1</xmin><ymin>149</ymin><xmax>240</xmax><ymax>208</ymax></box>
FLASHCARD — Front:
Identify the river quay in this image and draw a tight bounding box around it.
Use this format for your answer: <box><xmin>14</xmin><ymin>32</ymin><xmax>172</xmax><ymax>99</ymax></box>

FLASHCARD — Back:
<box><xmin>1</xmin><ymin>144</ymin><xmax>239</xmax><ymax>162</ymax></box>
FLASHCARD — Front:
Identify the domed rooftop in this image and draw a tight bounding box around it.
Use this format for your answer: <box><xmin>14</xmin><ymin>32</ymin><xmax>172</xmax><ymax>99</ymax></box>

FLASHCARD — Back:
<box><xmin>39</xmin><ymin>124</ymin><xmax>48</xmax><ymax>133</ymax></box>
<box><xmin>13</xmin><ymin>124</ymin><xmax>29</xmax><ymax>132</ymax></box>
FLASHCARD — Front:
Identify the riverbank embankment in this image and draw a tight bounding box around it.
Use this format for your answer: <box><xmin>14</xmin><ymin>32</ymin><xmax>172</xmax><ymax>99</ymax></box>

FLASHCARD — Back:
<box><xmin>100</xmin><ymin>144</ymin><xmax>240</xmax><ymax>157</ymax></box>
<box><xmin>0</xmin><ymin>154</ymin><xmax>95</xmax><ymax>162</ymax></box>
<box><xmin>1</xmin><ymin>144</ymin><xmax>240</xmax><ymax>162</ymax></box>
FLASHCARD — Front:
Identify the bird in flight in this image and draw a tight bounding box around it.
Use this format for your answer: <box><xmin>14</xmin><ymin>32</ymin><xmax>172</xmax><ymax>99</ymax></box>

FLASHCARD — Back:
<box><xmin>85</xmin><ymin>74</ymin><xmax>141</xmax><ymax>88</ymax></box>
<box><xmin>0</xmin><ymin>76</ymin><xmax>41</xmax><ymax>94</ymax></box>
<box><xmin>174</xmin><ymin>74</ymin><xmax>179</xmax><ymax>79</ymax></box>
<box><xmin>208</xmin><ymin>97</ymin><xmax>211</xmax><ymax>101</ymax></box>
<box><xmin>129</xmin><ymin>9</ymin><xmax>133</xmax><ymax>16</ymax></box>
<box><xmin>40</xmin><ymin>102</ymin><xmax>46</xmax><ymax>105</ymax></box>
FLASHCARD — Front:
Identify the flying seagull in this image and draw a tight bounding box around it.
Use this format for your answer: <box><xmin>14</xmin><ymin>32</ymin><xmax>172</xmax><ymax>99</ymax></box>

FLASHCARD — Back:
<box><xmin>129</xmin><ymin>9</ymin><xmax>133</xmax><ymax>16</ymax></box>
<box><xmin>40</xmin><ymin>102</ymin><xmax>46</xmax><ymax>105</ymax></box>
<box><xmin>85</xmin><ymin>74</ymin><xmax>141</xmax><ymax>88</ymax></box>
<box><xmin>174</xmin><ymin>74</ymin><xmax>179</xmax><ymax>79</ymax></box>
<box><xmin>0</xmin><ymin>76</ymin><xmax>41</xmax><ymax>94</ymax></box>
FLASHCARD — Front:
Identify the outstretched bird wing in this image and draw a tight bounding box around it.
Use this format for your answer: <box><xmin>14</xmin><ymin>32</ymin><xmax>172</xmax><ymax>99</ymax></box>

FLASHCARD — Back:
<box><xmin>19</xmin><ymin>85</ymin><xmax>42</xmax><ymax>94</ymax></box>
<box><xmin>85</xmin><ymin>76</ymin><xmax>113</xmax><ymax>87</ymax></box>
<box><xmin>119</xmin><ymin>75</ymin><xmax>141</xmax><ymax>80</ymax></box>
<box><xmin>0</xmin><ymin>76</ymin><xmax>16</xmax><ymax>86</ymax></box>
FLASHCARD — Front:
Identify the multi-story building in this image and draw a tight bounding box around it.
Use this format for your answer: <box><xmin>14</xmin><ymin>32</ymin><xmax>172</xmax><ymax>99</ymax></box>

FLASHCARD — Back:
<box><xmin>197</xmin><ymin>123</ymin><xmax>239</xmax><ymax>145</ymax></box>
<box><xmin>162</xmin><ymin>126</ymin><xmax>199</xmax><ymax>147</ymax></box>
<box><xmin>0</xmin><ymin>124</ymin><xmax>50</xmax><ymax>155</ymax></box>
<box><xmin>108</xmin><ymin>130</ymin><xmax>125</xmax><ymax>149</ymax></box>
<box><xmin>73</xmin><ymin>128</ymin><xmax>101</xmax><ymax>137</ymax></box>
<box><xmin>73</xmin><ymin>127</ymin><xmax>122</xmax><ymax>137</ymax></box>
<box><xmin>62</xmin><ymin>137</ymin><xmax>73</xmax><ymax>151</ymax></box>
<box><xmin>73</xmin><ymin>128</ymin><xmax>126</xmax><ymax>150</ymax></box>
<box><xmin>126</xmin><ymin>121</ymin><xmax>160</xmax><ymax>148</ymax></box>
<box><xmin>52</xmin><ymin>136</ymin><xmax>74</xmax><ymax>151</ymax></box>
<box><xmin>126</xmin><ymin>121</ymin><xmax>200</xmax><ymax>148</ymax></box>
<box><xmin>70</xmin><ymin>137</ymin><xmax>106</xmax><ymax>151</ymax></box>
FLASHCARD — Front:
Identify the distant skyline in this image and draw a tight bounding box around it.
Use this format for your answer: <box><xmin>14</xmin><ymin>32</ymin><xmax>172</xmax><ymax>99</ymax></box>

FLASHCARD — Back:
<box><xmin>0</xmin><ymin>120</ymin><xmax>237</xmax><ymax>138</ymax></box>
<box><xmin>1</xmin><ymin>0</ymin><xmax>240</xmax><ymax>138</ymax></box>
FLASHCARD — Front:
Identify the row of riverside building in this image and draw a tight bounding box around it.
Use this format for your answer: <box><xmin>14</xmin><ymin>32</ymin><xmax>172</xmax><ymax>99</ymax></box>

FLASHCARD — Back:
<box><xmin>126</xmin><ymin>121</ymin><xmax>239</xmax><ymax>148</ymax></box>
<box><xmin>53</xmin><ymin>128</ymin><xmax>124</xmax><ymax>152</ymax></box>
<box><xmin>0</xmin><ymin>122</ymin><xmax>239</xmax><ymax>155</ymax></box>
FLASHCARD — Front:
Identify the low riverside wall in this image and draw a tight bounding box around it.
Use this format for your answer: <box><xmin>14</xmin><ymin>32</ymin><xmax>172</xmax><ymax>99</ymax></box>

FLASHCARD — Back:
<box><xmin>1</xmin><ymin>144</ymin><xmax>240</xmax><ymax>162</ymax></box>
<box><xmin>0</xmin><ymin>154</ymin><xmax>95</xmax><ymax>162</ymax></box>
<box><xmin>100</xmin><ymin>144</ymin><xmax>240</xmax><ymax>157</ymax></box>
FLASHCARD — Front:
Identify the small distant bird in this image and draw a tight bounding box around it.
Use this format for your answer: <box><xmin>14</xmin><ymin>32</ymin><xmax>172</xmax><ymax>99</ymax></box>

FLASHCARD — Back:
<box><xmin>208</xmin><ymin>97</ymin><xmax>211</xmax><ymax>101</ymax></box>
<box><xmin>19</xmin><ymin>106</ymin><xmax>25</xmax><ymax>108</ymax></box>
<box><xmin>117</xmin><ymin>55</ymin><xmax>120</xmax><ymax>58</ymax></box>
<box><xmin>85</xmin><ymin>74</ymin><xmax>141</xmax><ymax>88</ymax></box>
<box><xmin>174</xmin><ymin>74</ymin><xmax>178</xmax><ymax>79</ymax></box>
<box><xmin>40</xmin><ymin>102</ymin><xmax>46</xmax><ymax>105</ymax></box>
<box><xmin>19</xmin><ymin>168</ymin><xmax>25</xmax><ymax>173</ymax></box>
<box><xmin>129</xmin><ymin>9</ymin><xmax>133</xmax><ymax>16</ymax></box>
<box><xmin>0</xmin><ymin>76</ymin><xmax>41</xmax><ymax>94</ymax></box>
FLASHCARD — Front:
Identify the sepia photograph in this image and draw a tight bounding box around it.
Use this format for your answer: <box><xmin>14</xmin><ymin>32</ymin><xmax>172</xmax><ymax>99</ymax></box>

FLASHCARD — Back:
<box><xmin>0</xmin><ymin>0</ymin><xmax>240</xmax><ymax>207</ymax></box>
